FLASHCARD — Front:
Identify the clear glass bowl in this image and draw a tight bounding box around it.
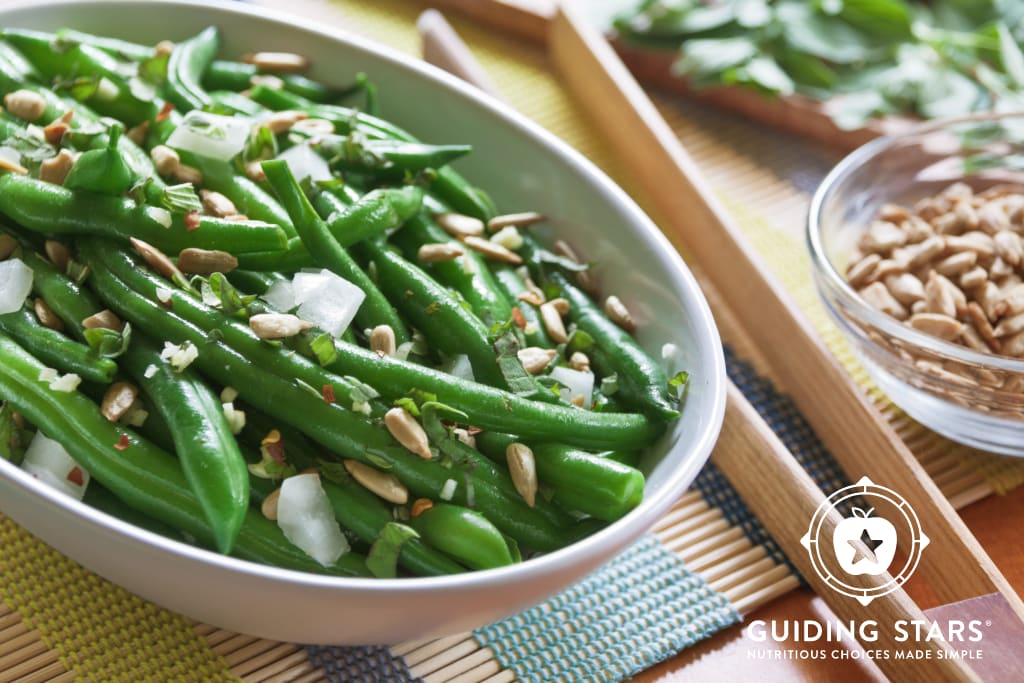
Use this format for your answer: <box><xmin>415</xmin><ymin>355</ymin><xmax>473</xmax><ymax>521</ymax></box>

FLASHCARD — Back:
<box><xmin>808</xmin><ymin>113</ymin><xmax>1024</xmax><ymax>457</ymax></box>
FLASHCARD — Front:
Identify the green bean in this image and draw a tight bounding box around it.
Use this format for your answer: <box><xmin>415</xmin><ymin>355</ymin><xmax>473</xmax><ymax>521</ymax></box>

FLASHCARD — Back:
<box><xmin>0</xmin><ymin>307</ymin><xmax>117</xmax><ymax>384</ymax></box>
<box><xmin>63</xmin><ymin>122</ymin><xmax>136</xmax><ymax>195</ymax></box>
<box><xmin>52</xmin><ymin>29</ymin><xmax>154</xmax><ymax>62</ymax></box>
<box><xmin>204</xmin><ymin>60</ymin><xmax>338</xmax><ymax>102</ymax></box>
<box><xmin>313</xmin><ymin>135</ymin><xmax>473</xmax><ymax>176</ymax></box>
<box><xmin>0</xmin><ymin>175</ymin><xmax>288</xmax><ymax>254</ymax></box>
<box><xmin>122</xmin><ymin>334</ymin><xmax>249</xmax><ymax>554</ymax></box>
<box><xmin>82</xmin><ymin>480</ymin><xmax>184</xmax><ymax>540</ymax></box>
<box><xmin>410</xmin><ymin>503</ymin><xmax>515</xmax><ymax>570</ymax></box>
<box><xmin>476</xmin><ymin>432</ymin><xmax>644</xmax><ymax>521</ymax></box>
<box><xmin>389</xmin><ymin>210</ymin><xmax>512</xmax><ymax>326</ymax></box>
<box><xmin>19</xmin><ymin>250</ymin><xmax>102</xmax><ymax>342</ymax></box>
<box><xmin>0</xmin><ymin>39</ymin><xmax>42</xmax><ymax>83</ymax></box>
<box><xmin>225</xmin><ymin>269</ymin><xmax>285</xmax><ymax>296</ymax></box>
<box><xmin>0</xmin><ymin>330</ymin><xmax>369</xmax><ymax>575</ymax></box>
<box><xmin>208</xmin><ymin>89</ymin><xmax>266</xmax><ymax>116</ymax></box>
<box><xmin>164</xmin><ymin>26</ymin><xmax>218</xmax><ymax>112</ymax></box>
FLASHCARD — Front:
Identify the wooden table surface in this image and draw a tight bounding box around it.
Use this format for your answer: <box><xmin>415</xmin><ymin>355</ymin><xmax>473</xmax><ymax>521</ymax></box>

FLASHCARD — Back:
<box><xmin>632</xmin><ymin>485</ymin><xmax>1024</xmax><ymax>682</ymax></box>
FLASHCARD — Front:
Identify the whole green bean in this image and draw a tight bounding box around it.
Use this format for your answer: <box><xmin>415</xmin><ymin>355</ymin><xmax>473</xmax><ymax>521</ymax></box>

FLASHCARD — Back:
<box><xmin>163</xmin><ymin>26</ymin><xmax>218</xmax><ymax>112</ymax></box>
<box><xmin>0</xmin><ymin>331</ymin><xmax>369</xmax><ymax>575</ymax></box>
<box><xmin>51</xmin><ymin>29</ymin><xmax>154</xmax><ymax>62</ymax></box>
<box><xmin>410</xmin><ymin>503</ymin><xmax>515</xmax><ymax>571</ymax></box>
<box><xmin>204</xmin><ymin>60</ymin><xmax>338</xmax><ymax>102</ymax></box>
<box><xmin>0</xmin><ymin>307</ymin><xmax>117</xmax><ymax>384</ymax></box>
<box><xmin>0</xmin><ymin>175</ymin><xmax>288</xmax><ymax>254</ymax></box>
<box><xmin>476</xmin><ymin>432</ymin><xmax>645</xmax><ymax>522</ymax></box>
<box><xmin>0</xmin><ymin>39</ymin><xmax>42</xmax><ymax>83</ymax></box>
<box><xmin>122</xmin><ymin>334</ymin><xmax>249</xmax><ymax>554</ymax></box>
<box><xmin>19</xmin><ymin>250</ymin><xmax>103</xmax><ymax>342</ymax></box>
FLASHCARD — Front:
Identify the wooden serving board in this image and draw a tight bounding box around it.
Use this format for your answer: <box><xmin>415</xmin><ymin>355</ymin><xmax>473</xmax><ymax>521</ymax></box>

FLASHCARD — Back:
<box><xmin>610</xmin><ymin>37</ymin><xmax>916</xmax><ymax>152</ymax></box>
<box><xmin>418</xmin><ymin>0</ymin><xmax>921</xmax><ymax>150</ymax></box>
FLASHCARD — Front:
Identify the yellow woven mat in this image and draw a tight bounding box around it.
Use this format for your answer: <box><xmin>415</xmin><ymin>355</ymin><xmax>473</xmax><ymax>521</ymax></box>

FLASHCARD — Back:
<box><xmin>1</xmin><ymin>0</ymin><xmax>1022</xmax><ymax>681</ymax></box>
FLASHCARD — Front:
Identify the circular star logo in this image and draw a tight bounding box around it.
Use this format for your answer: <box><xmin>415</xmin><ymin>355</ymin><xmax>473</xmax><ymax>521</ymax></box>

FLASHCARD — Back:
<box><xmin>801</xmin><ymin>476</ymin><xmax>929</xmax><ymax>605</ymax></box>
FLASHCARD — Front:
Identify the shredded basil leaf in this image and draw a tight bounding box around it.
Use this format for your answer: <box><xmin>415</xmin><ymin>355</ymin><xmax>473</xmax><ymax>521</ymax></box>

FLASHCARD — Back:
<box><xmin>83</xmin><ymin>322</ymin><xmax>132</xmax><ymax>359</ymax></box>
<box><xmin>366</xmin><ymin>522</ymin><xmax>419</xmax><ymax>578</ymax></box>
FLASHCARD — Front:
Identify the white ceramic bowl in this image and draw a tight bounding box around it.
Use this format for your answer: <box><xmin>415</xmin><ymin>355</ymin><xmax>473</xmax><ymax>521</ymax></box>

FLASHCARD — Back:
<box><xmin>0</xmin><ymin>0</ymin><xmax>726</xmax><ymax>644</ymax></box>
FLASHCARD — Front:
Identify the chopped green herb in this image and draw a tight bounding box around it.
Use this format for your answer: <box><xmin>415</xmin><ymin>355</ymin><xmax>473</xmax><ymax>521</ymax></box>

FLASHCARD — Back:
<box><xmin>366</xmin><ymin>522</ymin><xmax>418</xmax><ymax>578</ymax></box>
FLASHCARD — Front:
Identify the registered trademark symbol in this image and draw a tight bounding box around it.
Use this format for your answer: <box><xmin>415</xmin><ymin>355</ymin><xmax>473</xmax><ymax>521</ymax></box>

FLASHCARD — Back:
<box><xmin>985</xmin><ymin>620</ymin><xmax>992</xmax><ymax>627</ymax></box>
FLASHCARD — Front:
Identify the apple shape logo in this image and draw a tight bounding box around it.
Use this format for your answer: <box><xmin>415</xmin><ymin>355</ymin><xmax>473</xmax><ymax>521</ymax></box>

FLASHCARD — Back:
<box><xmin>832</xmin><ymin>507</ymin><xmax>897</xmax><ymax>576</ymax></box>
<box><xmin>801</xmin><ymin>476</ymin><xmax>929</xmax><ymax>606</ymax></box>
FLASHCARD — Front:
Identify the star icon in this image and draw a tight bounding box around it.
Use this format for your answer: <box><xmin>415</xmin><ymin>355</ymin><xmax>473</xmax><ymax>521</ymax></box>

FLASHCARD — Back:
<box><xmin>848</xmin><ymin>528</ymin><xmax>885</xmax><ymax>564</ymax></box>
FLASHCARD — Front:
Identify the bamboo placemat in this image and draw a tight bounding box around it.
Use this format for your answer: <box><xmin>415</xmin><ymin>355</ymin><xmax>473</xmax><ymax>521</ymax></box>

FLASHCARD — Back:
<box><xmin>2</xmin><ymin>0</ymin><xmax>1022</xmax><ymax>681</ymax></box>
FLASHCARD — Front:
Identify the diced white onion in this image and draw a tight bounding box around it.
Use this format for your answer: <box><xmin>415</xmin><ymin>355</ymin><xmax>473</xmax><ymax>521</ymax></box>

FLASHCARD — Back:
<box><xmin>124</xmin><ymin>406</ymin><xmax>149</xmax><ymax>427</ymax></box>
<box><xmin>292</xmin><ymin>269</ymin><xmax>365</xmax><ymax>337</ymax></box>
<box><xmin>222</xmin><ymin>402</ymin><xmax>246</xmax><ymax>435</ymax></box>
<box><xmin>146</xmin><ymin>206</ymin><xmax>173</xmax><ymax>229</ymax></box>
<box><xmin>160</xmin><ymin>341</ymin><xmax>199</xmax><ymax>372</ymax></box>
<box><xmin>275</xmin><ymin>142</ymin><xmax>332</xmax><ymax>183</ymax></box>
<box><xmin>143</xmin><ymin>364</ymin><xmax>158</xmax><ymax>379</ymax></box>
<box><xmin>166</xmin><ymin>110</ymin><xmax>251</xmax><ymax>162</ymax></box>
<box><xmin>0</xmin><ymin>146</ymin><xmax>21</xmax><ymax>168</ymax></box>
<box><xmin>262</xmin><ymin>279</ymin><xmax>296</xmax><ymax>312</ymax></box>
<box><xmin>49</xmin><ymin>373</ymin><xmax>81</xmax><ymax>393</ymax></box>
<box><xmin>22</xmin><ymin>431</ymin><xmax>89</xmax><ymax>500</ymax></box>
<box><xmin>220</xmin><ymin>386</ymin><xmax>239</xmax><ymax>403</ymax></box>
<box><xmin>38</xmin><ymin>367</ymin><xmax>58</xmax><ymax>383</ymax></box>
<box><xmin>395</xmin><ymin>341</ymin><xmax>415</xmax><ymax>361</ymax></box>
<box><xmin>95</xmin><ymin>77</ymin><xmax>119</xmax><ymax>101</ymax></box>
<box><xmin>551</xmin><ymin>366</ymin><xmax>594</xmax><ymax>408</ymax></box>
<box><xmin>155</xmin><ymin>287</ymin><xmax>173</xmax><ymax>304</ymax></box>
<box><xmin>439</xmin><ymin>354</ymin><xmax>474</xmax><ymax>382</ymax></box>
<box><xmin>440</xmin><ymin>478</ymin><xmax>457</xmax><ymax>501</ymax></box>
<box><xmin>276</xmin><ymin>473</ymin><xmax>349</xmax><ymax>566</ymax></box>
<box><xmin>0</xmin><ymin>258</ymin><xmax>33</xmax><ymax>315</ymax></box>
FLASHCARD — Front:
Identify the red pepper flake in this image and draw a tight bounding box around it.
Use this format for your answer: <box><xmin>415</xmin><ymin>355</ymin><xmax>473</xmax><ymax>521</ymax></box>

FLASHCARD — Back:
<box><xmin>184</xmin><ymin>211</ymin><xmax>201</xmax><ymax>232</ymax></box>
<box><xmin>265</xmin><ymin>440</ymin><xmax>286</xmax><ymax>466</ymax></box>
<box><xmin>511</xmin><ymin>306</ymin><xmax>527</xmax><ymax>330</ymax></box>
<box><xmin>66</xmin><ymin>466</ymin><xmax>84</xmax><ymax>486</ymax></box>
<box><xmin>156</xmin><ymin>101</ymin><xmax>175</xmax><ymax>123</ymax></box>
<box><xmin>114</xmin><ymin>434</ymin><xmax>131</xmax><ymax>451</ymax></box>
<box><xmin>322</xmin><ymin>384</ymin><xmax>336</xmax><ymax>404</ymax></box>
<box><xmin>410</xmin><ymin>498</ymin><xmax>433</xmax><ymax>518</ymax></box>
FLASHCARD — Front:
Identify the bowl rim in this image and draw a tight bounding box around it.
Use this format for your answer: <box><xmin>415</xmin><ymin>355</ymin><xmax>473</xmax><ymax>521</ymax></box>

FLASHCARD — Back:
<box><xmin>0</xmin><ymin>0</ymin><xmax>727</xmax><ymax>593</ymax></box>
<box><xmin>807</xmin><ymin>111</ymin><xmax>1024</xmax><ymax>376</ymax></box>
